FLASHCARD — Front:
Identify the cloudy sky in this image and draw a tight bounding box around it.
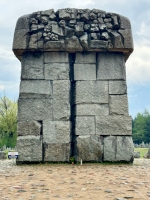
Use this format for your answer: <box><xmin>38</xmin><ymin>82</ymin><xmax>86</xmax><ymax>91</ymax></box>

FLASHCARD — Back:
<box><xmin>0</xmin><ymin>0</ymin><xmax>150</xmax><ymax>118</ymax></box>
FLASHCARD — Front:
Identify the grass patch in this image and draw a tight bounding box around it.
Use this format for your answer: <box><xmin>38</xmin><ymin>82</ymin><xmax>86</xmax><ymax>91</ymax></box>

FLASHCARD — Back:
<box><xmin>134</xmin><ymin>148</ymin><xmax>148</xmax><ymax>158</ymax></box>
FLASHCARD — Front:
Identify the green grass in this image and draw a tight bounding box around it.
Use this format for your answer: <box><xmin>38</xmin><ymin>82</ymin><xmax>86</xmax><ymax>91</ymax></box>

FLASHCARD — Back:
<box><xmin>134</xmin><ymin>148</ymin><xmax>148</xmax><ymax>158</ymax></box>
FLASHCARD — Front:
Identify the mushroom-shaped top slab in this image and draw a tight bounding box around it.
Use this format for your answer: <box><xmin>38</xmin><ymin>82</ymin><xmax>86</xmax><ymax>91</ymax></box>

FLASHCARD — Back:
<box><xmin>13</xmin><ymin>8</ymin><xmax>133</xmax><ymax>61</ymax></box>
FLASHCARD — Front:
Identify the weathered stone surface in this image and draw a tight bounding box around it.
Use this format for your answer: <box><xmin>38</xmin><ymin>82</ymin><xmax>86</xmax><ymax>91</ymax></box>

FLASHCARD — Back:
<box><xmin>18</xmin><ymin>98</ymin><xmax>52</xmax><ymax>121</ymax></box>
<box><xmin>15</xmin><ymin>14</ymin><xmax>30</xmax><ymax>30</ymax></box>
<box><xmin>44</xmin><ymin>52</ymin><xmax>69</xmax><ymax>63</ymax></box>
<box><xmin>43</xmin><ymin>120</ymin><xmax>70</xmax><ymax>143</ymax></box>
<box><xmin>75</xmin><ymin>52</ymin><xmax>96</xmax><ymax>63</ymax></box>
<box><xmin>21</xmin><ymin>52</ymin><xmax>44</xmax><ymax>80</ymax></box>
<box><xmin>13</xmin><ymin>29</ymin><xmax>29</xmax><ymax>50</ymax></box>
<box><xmin>76</xmin><ymin>104</ymin><xmax>109</xmax><ymax>116</ymax></box>
<box><xmin>19</xmin><ymin>80</ymin><xmax>52</xmax><ymax>98</ymax></box>
<box><xmin>65</xmin><ymin>36</ymin><xmax>83</xmax><ymax>51</ymax></box>
<box><xmin>17</xmin><ymin>121</ymin><xmax>41</xmax><ymax>136</ymax></box>
<box><xmin>90</xmin><ymin>40</ymin><xmax>108</xmax><ymax>49</ymax></box>
<box><xmin>44</xmin><ymin>63</ymin><xmax>69</xmax><ymax>80</ymax></box>
<box><xmin>53</xmin><ymin>80</ymin><xmax>70</xmax><ymax>120</ymax></box>
<box><xmin>118</xmin><ymin>29</ymin><xmax>133</xmax><ymax>49</ymax></box>
<box><xmin>74</xmin><ymin>64</ymin><xmax>96</xmax><ymax>80</ymax></box>
<box><xmin>44</xmin><ymin>41</ymin><xmax>65</xmax><ymax>50</ymax></box>
<box><xmin>96</xmin><ymin>115</ymin><xmax>132</xmax><ymax>136</ymax></box>
<box><xmin>28</xmin><ymin>33</ymin><xmax>37</xmax><ymax>49</ymax></box>
<box><xmin>97</xmin><ymin>53</ymin><xmax>125</xmax><ymax>80</ymax></box>
<box><xmin>16</xmin><ymin>136</ymin><xmax>42</xmax><ymax>162</ymax></box>
<box><xmin>79</xmin><ymin>33</ymin><xmax>88</xmax><ymax>50</ymax></box>
<box><xmin>110</xmin><ymin>32</ymin><xmax>124</xmax><ymax>48</ymax></box>
<box><xmin>119</xmin><ymin>15</ymin><xmax>131</xmax><ymax>29</ymax></box>
<box><xmin>103</xmin><ymin>136</ymin><xmax>134</xmax><ymax>162</ymax></box>
<box><xmin>109</xmin><ymin>81</ymin><xmax>127</xmax><ymax>94</ymax></box>
<box><xmin>75</xmin><ymin>116</ymin><xmax>95</xmax><ymax>136</ymax></box>
<box><xmin>109</xmin><ymin>95</ymin><xmax>129</xmax><ymax>115</ymax></box>
<box><xmin>75</xmin><ymin>135</ymin><xmax>103</xmax><ymax>162</ymax></box>
<box><xmin>44</xmin><ymin>143</ymin><xmax>70</xmax><ymax>162</ymax></box>
<box><xmin>0</xmin><ymin>151</ymin><xmax>6</xmax><ymax>160</ymax></box>
<box><xmin>75</xmin><ymin>81</ymin><xmax>108</xmax><ymax>104</ymax></box>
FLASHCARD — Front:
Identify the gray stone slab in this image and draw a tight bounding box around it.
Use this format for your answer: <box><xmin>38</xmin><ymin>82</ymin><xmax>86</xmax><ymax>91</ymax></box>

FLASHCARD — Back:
<box><xmin>75</xmin><ymin>116</ymin><xmax>95</xmax><ymax>136</ymax></box>
<box><xmin>16</xmin><ymin>136</ymin><xmax>42</xmax><ymax>162</ymax></box>
<box><xmin>44</xmin><ymin>143</ymin><xmax>70</xmax><ymax>162</ymax></box>
<box><xmin>17</xmin><ymin>121</ymin><xmax>41</xmax><ymax>136</ymax></box>
<box><xmin>44</xmin><ymin>52</ymin><xmax>69</xmax><ymax>63</ymax></box>
<box><xmin>109</xmin><ymin>81</ymin><xmax>127</xmax><ymax>94</ymax></box>
<box><xmin>75</xmin><ymin>81</ymin><xmax>108</xmax><ymax>104</ymax></box>
<box><xmin>79</xmin><ymin>33</ymin><xmax>89</xmax><ymax>50</ymax></box>
<box><xmin>13</xmin><ymin>29</ymin><xmax>29</xmax><ymax>50</ymax></box>
<box><xmin>110</xmin><ymin>31</ymin><xmax>124</xmax><ymax>48</ymax></box>
<box><xmin>75</xmin><ymin>135</ymin><xmax>103</xmax><ymax>162</ymax></box>
<box><xmin>103</xmin><ymin>136</ymin><xmax>134</xmax><ymax>162</ymax></box>
<box><xmin>18</xmin><ymin>98</ymin><xmax>52</xmax><ymax>121</ymax></box>
<box><xmin>109</xmin><ymin>95</ymin><xmax>129</xmax><ymax>115</ymax></box>
<box><xmin>118</xmin><ymin>29</ymin><xmax>133</xmax><ymax>49</ymax></box>
<box><xmin>21</xmin><ymin>52</ymin><xmax>44</xmax><ymax>80</ymax></box>
<box><xmin>97</xmin><ymin>52</ymin><xmax>126</xmax><ymax>80</ymax></box>
<box><xmin>76</xmin><ymin>104</ymin><xmax>109</xmax><ymax>116</ymax></box>
<box><xmin>96</xmin><ymin>115</ymin><xmax>132</xmax><ymax>136</ymax></box>
<box><xmin>65</xmin><ymin>36</ymin><xmax>83</xmax><ymax>51</ymax></box>
<box><xmin>43</xmin><ymin>120</ymin><xmax>70</xmax><ymax>143</ymax></box>
<box><xmin>44</xmin><ymin>63</ymin><xmax>69</xmax><ymax>80</ymax></box>
<box><xmin>74</xmin><ymin>64</ymin><xmax>96</xmax><ymax>80</ymax></box>
<box><xmin>53</xmin><ymin>80</ymin><xmax>70</xmax><ymax>120</ymax></box>
<box><xmin>44</xmin><ymin>41</ymin><xmax>65</xmax><ymax>50</ymax></box>
<box><xmin>15</xmin><ymin>14</ymin><xmax>31</xmax><ymax>30</ymax></box>
<box><xmin>119</xmin><ymin>15</ymin><xmax>131</xmax><ymax>29</ymax></box>
<box><xmin>90</xmin><ymin>40</ymin><xmax>108</xmax><ymax>49</ymax></box>
<box><xmin>19</xmin><ymin>80</ymin><xmax>52</xmax><ymax>98</ymax></box>
<box><xmin>28</xmin><ymin>33</ymin><xmax>37</xmax><ymax>49</ymax></box>
<box><xmin>75</xmin><ymin>52</ymin><xmax>96</xmax><ymax>64</ymax></box>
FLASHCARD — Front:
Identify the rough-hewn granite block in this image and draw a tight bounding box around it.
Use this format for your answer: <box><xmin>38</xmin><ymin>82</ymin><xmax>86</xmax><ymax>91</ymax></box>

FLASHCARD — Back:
<box><xmin>53</xmin><ymin>80</ymin><xmax>70</xmax><ymax>120</ymax></box>
<box><xmin>90</xmin><ymin>40</ymin><xmax>108</xmax><ymax>49</ymax></box>
<box><xmin>16</xmin><ymin>136</ymin><xmax>42</xmax><ymax>162</ymax></box>
<box><xmin>44</xmin><ymin>52</ymin><xmax>69</xmax><ymax>63</ymax></box>
<box><xmin>44</xmin><ymin>41</ymin><xmax>65</xmax><ymax>50</ymax></box>
<box><xmin>44</xmin><ymin>143</ymin><xmax>70</xmax><ymax>162</ymax></box>
<box><xmin>75</xmin><ymin>81</ymin><xmax>108</xmax><ymax>104</ymax></box>
<box><xmin>109</xmin><ymin>95</ymin><xmax>129</xmax><ymax>115</ymax></box>
<box><xmin>75</xmin><ymin>52</ymin><xmax>96</xmax><ymax>63</ymax></box>
<box><xmin>75</xmin><ymin>116</ymin><xmax>95</xmax><ymax>136</ymax></box>
<box><xmin>103</xmin><ymin>136</ymin><xmax>134</xmax><ymax>162</ymax></box>
<box><xmin>119</xmin><ymin>15</ymin><xmax>131</xmax><ymax>29</ymax></box>
<box><xmin>15</xmin><ymin>14</ymin><xmax>31</xmax><ymax>30</ymax></box>
<box><xmin>110</xmin><ymin>31</ymin><xmax>124</xmax><ymax>48</ymax></box>
<box><xmin>43</xmin><ymin>120</ymin><xmax>70</xmax><ymax>143</ymax></box>
<box><xmin>74</xmin><ymin>64</ymin><xmax>96</xmax><ymax>80</ymax></box>
<box><xmin>28</xmin><ymin>33</ymin><xmax>37</xmax><ymax>49</ymax></box>
<box><xmin>109</xmin><ymin>81</ymin><xmax>127</xmax><ymax>94</ymax></box>
<box><xmin>44</xmin><ymin>63</ymin><xmax>69</xmax><ymax>80</ymax></box>
<box><xmin>65</xmin><ymin>36</ymin><xmax>83</xmax><ymax>51</ymax></box>
<box><xmin>18</xmin><ymin>98</ymin><xmax>52</xmax><ymax>121</ymax></box>
<box><xmin>17</xmin><ymin>121</ymin><xmax>41</xmax><ymax>136</ymax></box>
<box><xmin>75</xmin><ymin>135</ymin><xmax>103</xmax><ymax>162</ymax></box>
<box><xmin>76</xmin><ymin>104</ymin><xmax>109</xmax><ymax>116</ymax></box>
<box><xmin>19</xmin><ymin>80</ymin><xmax>52</xmax><ymax>98</ymax></box>
<box><xmin>13</xmin><ymin>29</ymin><xmax>30</xmax><ymax>50</ymax></box>
<box><xmin>97</xmin><ymin>53</ymin><xmax>125</xmax><ymax>80</ymax></box>
<box><xmin>96</xmin><ymin>115</ymin><xmax>132</xmax><ymax>136</ymax></box>
<box><xmin>118</xmin><ymin>29</ymin><xmax>133</xmax><ymax>49</ymax></box>
<box><xmin>21</xmin><ymin>52</ymin><xmax>44</xmax><ymax>80</ymax></box>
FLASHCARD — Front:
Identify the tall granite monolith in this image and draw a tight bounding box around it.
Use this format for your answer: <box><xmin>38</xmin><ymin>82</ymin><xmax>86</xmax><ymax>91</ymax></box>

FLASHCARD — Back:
<box><xmin>13</xmin><ymin>8</ymin><xmax>134</xmax><ymax>163</ymax></box>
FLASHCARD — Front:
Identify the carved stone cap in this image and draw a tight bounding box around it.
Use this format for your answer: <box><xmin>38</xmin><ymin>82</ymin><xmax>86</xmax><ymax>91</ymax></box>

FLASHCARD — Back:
<box><xmin>12</xmin><ymin>8</ymin><xmax>134</xmax><ymax>61</ymax></box>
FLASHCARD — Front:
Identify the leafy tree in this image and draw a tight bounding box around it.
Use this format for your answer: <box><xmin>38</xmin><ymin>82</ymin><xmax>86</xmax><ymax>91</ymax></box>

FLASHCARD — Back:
<box><xmin>132</xmin><ymin>109</ymin><xmax>150</xmax><ymax>144</ymax></box>
<box><xmin>0</xmin><ymin>95</ymin><xmax>17</xmax><ymax>148</ymax></box>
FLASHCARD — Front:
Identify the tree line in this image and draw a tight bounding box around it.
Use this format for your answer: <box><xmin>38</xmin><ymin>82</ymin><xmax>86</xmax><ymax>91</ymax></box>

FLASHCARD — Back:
<box><xmin>0</xmin><ymin>95</ymin><xmax>149</xmax><ymax>148</ymax></box>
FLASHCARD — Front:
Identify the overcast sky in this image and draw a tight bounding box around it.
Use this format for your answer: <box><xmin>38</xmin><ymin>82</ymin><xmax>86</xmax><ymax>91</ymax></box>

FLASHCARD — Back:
<box><xmin>0</xmin><ymin>0</ymin><xmax>150</xmax><ymax>118</ymax></box>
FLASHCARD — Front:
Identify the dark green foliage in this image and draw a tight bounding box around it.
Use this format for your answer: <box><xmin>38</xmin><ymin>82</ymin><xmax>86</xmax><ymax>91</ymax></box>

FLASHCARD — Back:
<box><xmin>0</xmin><ymin>95</ymin><xmax>17</xmax><ymax>148</ymax></box>
<box><xmin>132</xmin><ymin>109</ymin><xmax>150</xmax><ymax>144</ymax></box>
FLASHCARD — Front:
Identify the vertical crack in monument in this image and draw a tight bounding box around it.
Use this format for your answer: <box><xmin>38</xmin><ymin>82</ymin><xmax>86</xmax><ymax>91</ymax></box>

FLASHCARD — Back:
<box><xmin>13</xmin><ymin>8</ymin><xmax>134</xmax><ymax>163</ymax></box>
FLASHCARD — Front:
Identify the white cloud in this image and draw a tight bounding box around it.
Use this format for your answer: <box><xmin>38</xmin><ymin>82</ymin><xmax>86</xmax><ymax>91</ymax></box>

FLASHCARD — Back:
<box><xmin>126</xmin><ymin>45</ymin><xmax>150</xmax><ymax>85</ymax></box>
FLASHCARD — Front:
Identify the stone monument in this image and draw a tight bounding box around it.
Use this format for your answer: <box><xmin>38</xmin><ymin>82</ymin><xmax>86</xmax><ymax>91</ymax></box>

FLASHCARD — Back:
<box><xmin>13</xmin><ymin>8</ymin><xmax>134</xmax><ymax>163</ymax></box>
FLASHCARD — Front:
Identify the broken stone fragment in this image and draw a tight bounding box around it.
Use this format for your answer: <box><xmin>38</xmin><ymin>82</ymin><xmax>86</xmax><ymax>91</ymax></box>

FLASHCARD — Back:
<box><xmin>17</xmin><ymin>121</ymin><xmax>41</xmax><ymax>136</ymax></box>
<box><xmin>101</xmin><ymin>32</ymin><xmax>109</xmax><ymax>40</ymax></box>
<box><xmin>112</xmin><ymin>15</ymin><xmax>119</xmax><ymax>29</ymax></box>
<box><xmin>99</xmin><ymin>24</ymin><xmax>107</xmax><ymax>31</ymax></box>
<box><xmin>40</xmin><ymin>16</ymin><xmax>48</xmax><ymax>25</ymax></box>
<box><xmin>65</xmin><ymin>36</ymin><xmax>83</xmax><ymax>51</ymax></box>
<box><xmin>65</xmin><ymin>26</ymin><xmax>75</xmax><ymax>38</ymax></box>
<box><xmin>68</xmin><ymin>20</ymin><xmax>76</xmax><ymax>28</ymax></box>
<box><xmin>49</xmin><ymin>13</ymin><xmax>56</xmax><ymax>20</ymax></box>
<box><xmin>75</xmin><ymin>22</ymin><xmax>84</xmax><ymax>37</ymax></box>
<box><xmin>90</xmin><ymin>40</ymin><xmax>108</xmax><ymax>49</ymax></box>
<box><xmin>30</xmin><ymin>18</ymin><xmax>38</xmax><ymax>25</ymax></box>
<box><xmin>110</xmin><ymin>31</ymin><xmax>124</xmax><ymax>48</ymax></box>
<box><xmin>59</xmin><ymin>20</ymin><xmax>66</xmax><ymax>27</ymax></box>
<box><xmin>84</xmin><ymin>24</ymin><xmax>90</xmax><ymax>31</ymax></box>
<box><xmin>91</xmin><ymin>33</ymin><xmax>99</xmax><ymax>40</ymax></box>
<box><xmin>28</xmin><ymin>33</ymin><xmax>37</xmax><ymax>49</ymax></box>
<box><xmin>97</xmin><ymin>17</ymin><xmax>104</xmax><ymax>23</ymax></box>
<box><xmin>58</xmin><ymin>9</ymin><xmax>71</xmax><ymax>20</ymax></box>
<box><xmin>89</xmin><ymin>12</ymin><xmax>97</xmax><ymax>20</ymax></box>
<box><xmin>118</xmin><ymin>29</ymin><xmax>133</xmax><ymax>49</ymax></box>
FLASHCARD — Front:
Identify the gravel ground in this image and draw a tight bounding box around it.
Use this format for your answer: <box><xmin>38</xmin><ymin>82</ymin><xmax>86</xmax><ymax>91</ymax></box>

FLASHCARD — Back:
<box><xmin>0</xmin><ymin>158</ymin><xmax>150</xmax><ymax>200</ymax></box>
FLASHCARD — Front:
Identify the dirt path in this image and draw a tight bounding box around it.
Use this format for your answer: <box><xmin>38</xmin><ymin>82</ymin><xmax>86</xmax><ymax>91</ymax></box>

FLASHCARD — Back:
<box><xmin>0</xmin><ymin>159</ymin><xmax>150</xmax><ymax>200</ymax></box>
